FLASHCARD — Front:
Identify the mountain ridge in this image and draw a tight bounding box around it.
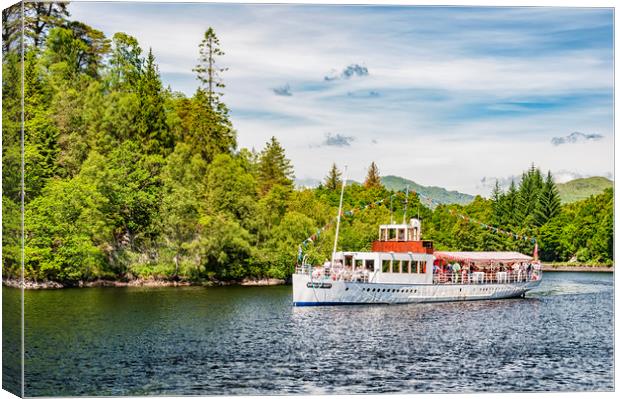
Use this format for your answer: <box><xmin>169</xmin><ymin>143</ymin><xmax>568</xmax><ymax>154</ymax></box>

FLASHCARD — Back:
<box><xmin>380</xmin><ymin>175</ymin><xmax>475</xmax><ymax>206</ymax></box>
<box><xmin>556</xmin><ymin>176</ymin><xmax>613</xmax><ymax>203</ymax></box>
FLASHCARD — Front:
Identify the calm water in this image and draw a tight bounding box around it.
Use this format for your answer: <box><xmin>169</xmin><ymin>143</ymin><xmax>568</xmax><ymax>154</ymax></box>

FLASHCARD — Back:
<box><xmin>3</xmin><ymin>272</ymin><xmax>614</xmax><ymax>396</ymax></box>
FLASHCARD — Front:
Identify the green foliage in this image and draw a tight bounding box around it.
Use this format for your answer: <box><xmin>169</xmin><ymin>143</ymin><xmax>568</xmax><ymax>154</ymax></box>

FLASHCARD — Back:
<box><xmin>257</xmin><ymin>136</ymin><xmax>294</xmax><ymax>194</ymax></box>
<box><xmin>24</xmin><ymin>176</ymin><xmax>111</xmax><ymax>283</ymax></box>
<box><xmin>535</xmin><ymin>171</ymin><xmax>561</xmax><ymax>226</ymax></box>
<box><xmin>364</xmin><ymin>161</ymin><xmax>382</xmax><ymax>189</ymax></box>
<box><xmin>193</xmin><ymin>27</ymin><xmax>226</xmax><ymax>108</ymax></box>
<box><xmin>324</xmin><ymin>163</ymin><xmax>342</xmax><ymax>190</ymax></box>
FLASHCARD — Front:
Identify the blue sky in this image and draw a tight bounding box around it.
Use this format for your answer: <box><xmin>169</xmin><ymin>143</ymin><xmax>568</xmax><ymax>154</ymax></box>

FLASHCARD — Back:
<box><xmin>69</xmin><ymin>2</ymin><xmax>614</xmax><ymax>195</ymax></box>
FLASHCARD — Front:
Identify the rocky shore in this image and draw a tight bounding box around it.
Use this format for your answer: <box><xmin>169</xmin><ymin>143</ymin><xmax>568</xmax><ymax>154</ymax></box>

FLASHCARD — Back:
<box><xmin>2</xmin><ymin>277</ymin><xmax>287</xmax><ymax>290</ymax></box>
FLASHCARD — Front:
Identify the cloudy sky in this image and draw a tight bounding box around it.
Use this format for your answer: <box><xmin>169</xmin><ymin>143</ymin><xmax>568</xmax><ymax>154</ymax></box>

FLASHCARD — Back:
<box><xmin>69</xmin><ymin>1</ymin><xmax>614</xmax><ymax>195</ymax></box>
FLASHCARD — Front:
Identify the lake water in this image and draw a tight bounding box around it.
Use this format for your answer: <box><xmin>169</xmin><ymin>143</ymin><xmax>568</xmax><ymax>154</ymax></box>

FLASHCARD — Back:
<box><xmin>2</xmin><ymin>272</ymin><xmax>614</xmax><ymax>396</ymax></box>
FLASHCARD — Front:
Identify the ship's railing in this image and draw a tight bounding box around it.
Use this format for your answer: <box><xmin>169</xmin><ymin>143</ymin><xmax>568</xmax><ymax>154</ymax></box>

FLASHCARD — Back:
<box><xmin>295</xmin><ymin>265</ymin><xmax>370</xmax><ymax>282</ymax></box>
<box><xmin>432</xmin><ymin>270</ymin><xmax>541</xmax><ymax>285</ymax></box>
<box><xmin>295</xmin><ymin>265</ymin><xmax>541</xmax><ymax>284</ymax></box>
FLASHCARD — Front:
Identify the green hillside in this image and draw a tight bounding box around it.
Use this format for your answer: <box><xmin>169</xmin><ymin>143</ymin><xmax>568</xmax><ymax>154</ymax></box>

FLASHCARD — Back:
<box><xmin>557</xmin><ymin>176</ymin><xmax>613</xmax><ymax>203</ymax></box>
<box><xmin>381</xmin><ymin>175</ymin><xmax>474</xmax><ymax>206</ymax></box>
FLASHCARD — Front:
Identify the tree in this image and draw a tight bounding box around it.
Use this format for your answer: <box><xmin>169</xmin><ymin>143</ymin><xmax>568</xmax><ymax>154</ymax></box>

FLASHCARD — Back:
<box><xmin>491</xmin><ymin>180</ymin><xmax>505</xmax><ymax>225</ymax></box>
<box><xmin>364</xmin><ymin>161</ymin><xmax>382</xmax><ymax>189</ymax></box>
<box><xmin>108</xmin><ymin>32</ymin><xmax>142</xmax><ymax>90</ymax></box>
<box><xmin>24</xmin><ymin>1</ymin><xmax>70</xmax><ymax>48</ymax></box>
<box><xmin>503</xmin><ymin>180</ymin><xmax>518</xmax><ymax>226</ymax></box>
<box><xmin>159</xmin><ymin>143</ymin><xmax>207</xmax><ymax>278</ymax></box>
<box><xmin>24</xmin><ymin>176</ymin><xmax>111</xmax><ymax>283</ymax></box>
<box><xmin>2</xmin><ymin>2</ymin><xmax>22</xmax><ymax>55</ymax></box>
<box><xmin>516</xmin><ymin>165</ymin><xmax>543</xmax><ymax>225</ymax></box>
<box><xmin>173</xmin><ymin>90</ymin><xmax>236</xmax><ymax>162</ymax></box>
<box><xmin>193</xmin><ymin>27</ymin><xmax>227</xmax><ymax>109</ymax></box>
<box><xmin>324</xmin><ymin>163</ymin><xmax>342</xmax><ymax>190</ymax></box>
<box><xmin>257</xmin><ymin>136</ymin><xmax>294</xmax><ymax>194</ymax></box>
<box><xmin>535</xmin><ymin>171</ymin><xmax>561</xmax><ymax>226</ymax></box>
<box><xmin>137</xmin><ymin>48</ymin><xmax>173</xmax><ymax>155</ymax></box>
<box><xmin>42</xmin><ymin>24</ymin><xmax>110</xmax><ymax>80</ymax></box>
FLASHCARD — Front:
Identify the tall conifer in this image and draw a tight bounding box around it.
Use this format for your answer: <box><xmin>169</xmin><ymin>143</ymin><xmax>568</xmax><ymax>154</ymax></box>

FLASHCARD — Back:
<box><xmin>137</xmin><ymin>48</ymin><xmax>172</xmax><ymax>155</ymax></box>
<box><xmin>364</xmin><ymin>161</ymin><xmax>382</xmax><ymax>189</ymax></box>
<box><xmin>535</xmin><ymin>171</ymin><xmax>561</xmax><ymax>226</ymax></box>
<box><xmin>257</xmin><ymin>137</ymin><xmax>294</xmax><ymax>194</ymax></box>
<box><xmin>324</xmin><ymin>163</ymin><xmax>342</xmax><ymax>190</ymax></box>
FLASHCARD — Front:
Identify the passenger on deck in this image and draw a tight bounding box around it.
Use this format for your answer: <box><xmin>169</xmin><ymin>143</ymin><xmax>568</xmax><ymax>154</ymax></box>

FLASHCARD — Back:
<box><xmin>453</xmin><ymin>262</ymin><xmax>461</xmax><ymax>283</ymax></box>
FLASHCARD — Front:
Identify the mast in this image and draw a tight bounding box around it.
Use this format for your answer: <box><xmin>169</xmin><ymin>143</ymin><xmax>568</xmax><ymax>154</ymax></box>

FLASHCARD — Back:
<box><xmin>331</xmin><ymin>165</ymin><xmax>347</xmax><ymax>265</ymax></box>
<box><xmin>402</xmin><ymin>185</ymin><xmax>409</xmax><ymax>224</ymax></box>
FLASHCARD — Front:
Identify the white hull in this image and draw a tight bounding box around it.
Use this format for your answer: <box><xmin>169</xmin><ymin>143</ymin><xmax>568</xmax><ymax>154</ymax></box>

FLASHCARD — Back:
<box><xmin>292</xmin><ymin>273</ymin><xmax>542</xmax><ymax>306</ymax></box>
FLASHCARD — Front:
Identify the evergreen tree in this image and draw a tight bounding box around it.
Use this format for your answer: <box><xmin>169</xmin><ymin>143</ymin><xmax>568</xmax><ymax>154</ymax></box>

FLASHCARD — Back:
<box><xmin>503</xmin><ymin>180</ymin><xmax>518</xmax><ymax>226</ymax></box>
<box><xmin>516</xmin><ymin>165</ymin><xmax>543</xmax><ymax>225</ymax></box>
<box><xmin>491</xmin><ymin>180</ymin><xmax>505</xmax><ymax>225</ymax></box>
<box><xmin>193</xmin><ymin>27</ymin><xmax>227</xmax><ymax>109</ymax></box>
<box><xmin>257</xmin><ymin>136</ymin><xmax>294</xmax><ymax>194</ymax></box>
<box><xmin>364</xmin><ymin>161</ymin><xmax>382</xmax><ymax>189</ymax></box>
<box><xmin>324</xmin><ymin>163</ymin><xmax>342</xmax><ymax>190</ymax></box>
<box><xmin>174</xmin><ymin>89</ymin><xmax>236</xmax><ymax>162</ymax></box>
<box><xmin>137</xmin><ymin>48</ymin><xmax>172</xmax><ymax>155</ymax></box>
<box><xmin>535</xmin><ymin>171</ymin><xmax>561</xmax><ymax>226</ymax></box>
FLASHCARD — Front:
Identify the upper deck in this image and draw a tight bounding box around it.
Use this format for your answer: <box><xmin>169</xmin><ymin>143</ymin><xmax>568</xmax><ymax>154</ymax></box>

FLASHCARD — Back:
<box><xmin>371</xmin><ymin>219</ymin><xmax>434</xmax><ymax>254</ymax></box>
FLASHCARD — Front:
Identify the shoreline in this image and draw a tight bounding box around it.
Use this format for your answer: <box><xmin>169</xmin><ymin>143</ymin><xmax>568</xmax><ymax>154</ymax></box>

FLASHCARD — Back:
<box><xmin>541</xmin><ymin>264</ymin><xmax>613</xmax><ymax>273</ymax></box>
<box><xmin>2</xmin><ymin>277</ymin><xmax>287</xmax><ymax>290</ymax></box>
<box><xmin>3</xmin><ymin>265</ymin><xmax>612</xmax><ymax>290</ymax></box>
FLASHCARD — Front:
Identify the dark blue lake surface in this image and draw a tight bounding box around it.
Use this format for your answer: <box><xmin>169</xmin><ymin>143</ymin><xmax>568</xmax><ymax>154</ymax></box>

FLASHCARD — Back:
<box><xmin>7</xmin><ymin>272</ymin><xmax>614</xmax><ymax>395</ymax></box>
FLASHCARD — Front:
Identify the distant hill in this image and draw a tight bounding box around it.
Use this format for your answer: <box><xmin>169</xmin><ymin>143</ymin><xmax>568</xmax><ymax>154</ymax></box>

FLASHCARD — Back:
<box><xmin>556</xmin><ymin>176</ymin><xmax>613</xmax><ymax>203</ymax></box>
<box><xmin>381</xmin><ymin>175</ymin><xmax>475</xmax><ymax>206</ymax></box>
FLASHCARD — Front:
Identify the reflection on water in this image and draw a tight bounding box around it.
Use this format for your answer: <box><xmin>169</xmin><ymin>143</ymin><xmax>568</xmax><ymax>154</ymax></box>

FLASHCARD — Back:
<box><xmin>9</xmin><ymin>272</ymin><xmax>613</xmax><ymax>396</ymax></box>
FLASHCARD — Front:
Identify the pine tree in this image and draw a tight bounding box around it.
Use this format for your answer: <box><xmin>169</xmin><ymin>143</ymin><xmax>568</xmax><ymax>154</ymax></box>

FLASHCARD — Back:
<box><xmin>193</xmin><ymin>27</ymin><xmax>227</xmax><ymax>109</ymax></box>
<box><xmin>257</xmin><ymin>136</ymin><xmax>294</xmax><ymax>194</ymax></box>
<box><xmin>187</xmin><ymin>28</ymin><xmax>236</xmax><ymax>160</ymax></box>
<box><xmin>137</xmin><ymin>48</ymin><xmax>172</xmax><ymax>155</ymax></box>
<box><xmin>535</xmin><ymin>171</ymin><xmax>561</xmax><ymax>226</ymax></box>
<box><xmin>364</xmin><ymin>161</ymin><xmax>382</xmax><ymax>189</ymax></box>
<box><xmin>516</xmin><ymin>165</ymin><xmax>543</xmax><ymax>225</ymax></box>
<box><xmin>491</xmin><ymin>180</ymin><xmax>505</xmax><ymax>225</ymax></box>
<box><xmin>324</xmin><ymin>163</ymin><xmax>342</xmax><ymax>190</ymax></box>
<box><xmin>504</xmin><ymin>180</ymin><xmax>518</xmax><ymax>226</ymax></box>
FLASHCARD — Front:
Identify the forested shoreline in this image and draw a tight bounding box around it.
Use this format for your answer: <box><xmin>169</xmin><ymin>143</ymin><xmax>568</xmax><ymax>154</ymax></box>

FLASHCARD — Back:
<box><xmin>2</xmin><ymin>4</ymin><xmax>613</xmax><ymax>287</ymax></box>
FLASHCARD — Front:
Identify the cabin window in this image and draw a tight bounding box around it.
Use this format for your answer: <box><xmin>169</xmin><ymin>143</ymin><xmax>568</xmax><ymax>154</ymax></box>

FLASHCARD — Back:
<box><xmin>398</xmin><ymin>229</ymin><xmax>405</xmax><ymax>241</ymax></box>
<box><xmin>365</xmin><ymin>260</ymin><xmax>374</xmax><ymax>271</ymax></box>
<box><xmin>355</xmin><ymin>259</ymin><xmax>363</xmax><ymax>270</ymax></box>
<box><xmin>382</xmin><ymin>259</ymin><xmax>391</xmax><ymax>273</ymax></box>
<box><xmin>388</xmin><ymin>229</ymin><xmax>397</xmax><ymax>241</ymax></box>
<box><xmin>391</xmin><ymin>260</ymin><xmax>398</xmax><ymax>273</ymax></box>
<box><xmin>420</xmin><ymin>261</ymin><xmax>427</xmax><ymax>273</ymax></box>
<box><xmin>405</xmin><ymin>260</ymin><xmax>411</xmax><ymax>273</ymax></box>
<box><xmin>413</xmin><ymin>261</ymin><xmax>419</xmax><ymax>273</ymax></box>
